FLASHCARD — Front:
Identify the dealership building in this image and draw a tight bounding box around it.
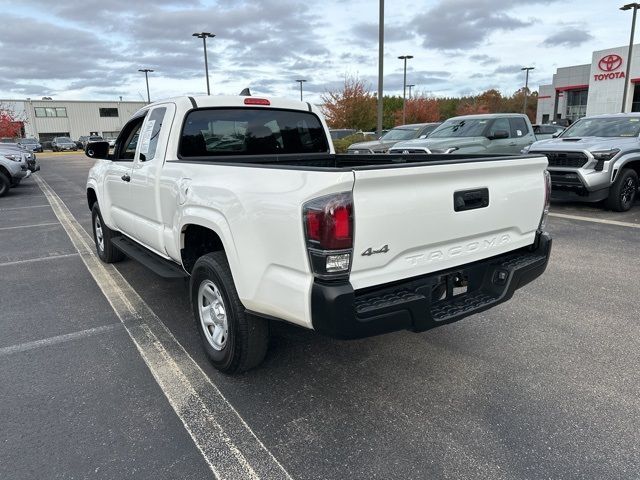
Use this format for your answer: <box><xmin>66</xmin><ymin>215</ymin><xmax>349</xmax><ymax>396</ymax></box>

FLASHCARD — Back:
<box><xmin>536</xmin><ymin>43</ymin><xmax>640</xmax><ymax>125</ymax></box>
<box><xmin>1</xmin><ymin>99</ymin><xmax>147</xmax><ymax>142</ymax></box>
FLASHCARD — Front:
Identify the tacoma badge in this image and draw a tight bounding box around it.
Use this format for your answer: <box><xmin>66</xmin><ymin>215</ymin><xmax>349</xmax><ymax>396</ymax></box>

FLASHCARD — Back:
<box><xmin>362</xmin><ymin>244</ymin><xmax>390</xmax><ymax>256</ymax></box>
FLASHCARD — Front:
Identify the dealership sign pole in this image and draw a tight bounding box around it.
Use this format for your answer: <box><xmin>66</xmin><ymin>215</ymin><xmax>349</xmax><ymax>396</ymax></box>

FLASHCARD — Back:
<box><xmin>620</xmin><ymin>3</ymin><xmax>640</xmax><ymax>112</ymax></box>
<box><xmin>377</xmin><ymin>0</ymin><xmax>384</xmax><ymax>137</ymax></box>
<box><xmin>521</xmin><ymin>67</ymin><xmax>534</xmax><ymax>115</ymax></box>
<box><xmin>398</xmin><ymin>55</ymin><xmax>413</xmax><ymax>125</ymax></box>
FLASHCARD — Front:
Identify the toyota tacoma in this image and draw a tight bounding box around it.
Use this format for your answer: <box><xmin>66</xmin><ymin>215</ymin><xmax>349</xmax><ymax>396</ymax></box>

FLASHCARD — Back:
<box><xmin>85</xmin><ymin>95</ymin><xmax>552</xmax><ymax>373</ymax></box>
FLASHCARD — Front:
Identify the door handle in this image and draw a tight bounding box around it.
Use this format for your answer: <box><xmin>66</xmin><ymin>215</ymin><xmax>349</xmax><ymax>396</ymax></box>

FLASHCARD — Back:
<box><xmin>121</xmin><ymin>174</ymin><xmax>130</xmax><ymax>182</ymax></box>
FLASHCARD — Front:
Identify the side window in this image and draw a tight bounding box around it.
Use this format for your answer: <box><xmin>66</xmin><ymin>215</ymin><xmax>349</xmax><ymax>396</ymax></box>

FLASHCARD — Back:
<box><xmin>488</xmin><ymin>118</ymin><xmax>510</xmax><ymax>138</ymax></box>
<box><xmin>114</xmin><ymin>115</ymin><xmax>146</xmax><ymax>161</ymax></box>
<box><xmin>138</xmin><ymin>107</ymin><xmax>166</xmax><ymax>161</ymax></box>
<box><xmin>509</xmin><ymin>117</ymin><xmax>529</xmax><ymax>137</ymax></box>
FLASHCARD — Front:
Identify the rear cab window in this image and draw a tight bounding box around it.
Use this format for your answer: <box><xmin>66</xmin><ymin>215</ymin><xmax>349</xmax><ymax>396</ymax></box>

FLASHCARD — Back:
<box><xmin>509</xmin><ymin>117</ymin><xmax>530</xmax><ymax>137</ymax></box>
<box><xmin>179</xmin><ymin>108</ymin><xmax>329</xmax><ymax>158</ymax></box>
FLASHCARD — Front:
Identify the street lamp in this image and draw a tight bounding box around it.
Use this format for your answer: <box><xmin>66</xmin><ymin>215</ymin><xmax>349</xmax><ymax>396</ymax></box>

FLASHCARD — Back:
<box><xmin>406</xmin><ymin>84</ymin><xmax>415</xmax><ymax>99</ymax></box>
<box><xmin>621</xmin><ymin>3</ymin><xmax>640</xmax><ymax>112</ymax></box>
<box><xmin>377</xmin><ymin>0</ymin><xmax>384</xmax><ymax>137</ymax></box>
<box><xmin>398</xmin><ymin>55</ymin><xmax>413</xmax><ymax>124</ymax></box>
<box><xmin>521</xmin><ymin>67</ymin><xmax>535</xmax><ymax>114</ymax></box>
<box><xmin>138</xmin><ymin>68</ymin><xmax>153</xmax><ymax>103</ymax></box>
<box><xmin>295</xmin><ymin>79</ymin><xmax>307</xmax><ymax>101</ymax></box>
<box><xmin>192</xmin><ymin>32</ymin><xmax>215</xmax><ymax>95</ymax></box>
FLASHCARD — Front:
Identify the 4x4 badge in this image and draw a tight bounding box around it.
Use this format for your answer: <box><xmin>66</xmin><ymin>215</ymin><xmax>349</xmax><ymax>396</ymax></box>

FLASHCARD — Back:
<box><xmin>362</xmin><ymin>244</ymin><xmax>390</xmax><ymax>256</ymax></box>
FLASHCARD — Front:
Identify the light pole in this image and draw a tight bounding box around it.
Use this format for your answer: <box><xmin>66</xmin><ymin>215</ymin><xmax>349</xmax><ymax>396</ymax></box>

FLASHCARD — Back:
<box><xmin>138</xmin><ymin>68</ymin><xmax>153</xmax><ymax>103</ymax></box>
<box><xmin>398</xmin><ymin>55</ymin><xmax>413</xmax><ymax>124</ymax></box>
<box><xmin>621</xmin><ymin>3</ymin><xmax>640</xmax><ymax>112</ymax></box>
<box><xmin>192</xmin><ymin>32</ymin><xmax>215</xmax><ymax>95</ymax></box>
<box><xmin>407</xmin><ymin>84</ymin><xmax>415</xmax><ymax>99</ymax></box>
<box><xmin>521</xmin><ymin>66</ymin><xmax>535</xmax><ymax>114</ymax></box>
<box><xmin>377</xmin><ymin>0</ymin><xmax>384</xmax><ymax>137</ymax></box>
<box><xmin>295</xmin><ymin>79</ymin><xmax>307</xmax><ymax>101</ymax></box>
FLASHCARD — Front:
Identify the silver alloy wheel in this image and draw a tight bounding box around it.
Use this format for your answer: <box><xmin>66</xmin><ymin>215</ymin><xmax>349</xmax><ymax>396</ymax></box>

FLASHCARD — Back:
<box><xmin>198</xmin><ymin>280</ymin><xmax>228</xmax><ymax>351</ymax></box>
<box><xmin>94</xmin><ymin>215</ymin><xmax>104</xmax><ymax>252</ymax></box>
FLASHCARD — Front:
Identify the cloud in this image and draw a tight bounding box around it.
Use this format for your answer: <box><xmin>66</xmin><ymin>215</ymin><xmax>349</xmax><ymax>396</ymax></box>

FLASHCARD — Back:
<box><xmin>411</xmin><ymin>0</ymin><xmax>559</xmax><ymax>50</ymax></box>
<box><xmin>492</xmin><ymin>64</ymin><xmax>523</xmax><ymax>74</ymax></box>
<box><xmin>541</xmin><ymin>28</ymin><xmax>594</xmax><ymax>47</ymax></box>
<box><xmin>349</xmin><ymin>22</ymin><xmax>415</xmax><ymax>46</ymax></box>
<box><xmin>470</xmin><ymin>54</ymin><xmax>498</xmax><ymax>66</ymax></box>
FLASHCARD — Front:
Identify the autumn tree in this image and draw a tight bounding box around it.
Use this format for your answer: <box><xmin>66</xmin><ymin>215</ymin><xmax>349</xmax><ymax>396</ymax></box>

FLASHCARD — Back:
<box><xmin>394</xmin><ymin>95</ymin><xmax>440</xmax><ymax>125</ymax></box>
<box><xmin>0</xmin><ymin>103</ymin><xmax>25</xmax><ymax>138</ymax></box>
<box><xmin>455</xmin><ymin>101</ymin><xmax>490</xmax><ymax>116</ymax></box>
<box><xmin>321</xmin><ymin>76</ymin><xmax>376</xmax><ymax>130</ymax></box>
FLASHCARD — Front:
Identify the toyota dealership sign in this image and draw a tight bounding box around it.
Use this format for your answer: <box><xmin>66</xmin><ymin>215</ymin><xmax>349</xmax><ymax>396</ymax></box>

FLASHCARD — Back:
<box><xmin>593</xmin><ymin>54</ymin><xmax>626</xmax><ymax>81</ymax></box>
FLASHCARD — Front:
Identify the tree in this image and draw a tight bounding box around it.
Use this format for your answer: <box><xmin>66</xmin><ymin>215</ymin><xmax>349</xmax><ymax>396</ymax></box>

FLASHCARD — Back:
<box><xmin>395</xmin><ymin>96</ymin><xmax>440</xmax><ymax>125</ymax></box>
<box><xmin>321</xmin><ymin>76</ymin><xmax>376</xmax><ymax>131</ymax></box>
<box><xmin>455</xmin><ymin>100</ymin><xmax>490</xmax><ymax>116</ymax></box>
<box><xmin>0</xmin><ymin>103</ymin><xmax>25</xmax><ymax>138</ymax></box>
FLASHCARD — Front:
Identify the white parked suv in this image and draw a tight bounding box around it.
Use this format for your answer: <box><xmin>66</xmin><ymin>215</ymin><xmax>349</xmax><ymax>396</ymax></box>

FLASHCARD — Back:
<box><xmin>86</xmin><ymin>95</ymin><xmax>552</xmax><ymax>373</ymax></box>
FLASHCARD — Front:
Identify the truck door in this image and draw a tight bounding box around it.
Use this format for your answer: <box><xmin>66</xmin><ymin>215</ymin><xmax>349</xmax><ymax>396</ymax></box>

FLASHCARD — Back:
<box><xmin>509</xmin><ymin>117</ymin><xmax>535</xmax><ymax>153</ymax></box>
<box><xmin>485</xmin><ymin>117</ymin><xmax>514</xmax><ymax>154</ymax></box>
<box><xmin>127</xmin><ymin>103</ymin><xmax>175</xmax><ymax>255</ymax></box>
<box><xmin>102</xmin><ymin>113</ymin><xmax>146</xmax><ymax>235</ymax></box>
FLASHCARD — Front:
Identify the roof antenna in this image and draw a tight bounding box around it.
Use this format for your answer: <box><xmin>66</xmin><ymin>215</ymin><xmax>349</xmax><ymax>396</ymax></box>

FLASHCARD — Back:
<box><xmin>239</xmin><ymin>88</ymin><xmax>251</xmax><ymax>96</ymax></box>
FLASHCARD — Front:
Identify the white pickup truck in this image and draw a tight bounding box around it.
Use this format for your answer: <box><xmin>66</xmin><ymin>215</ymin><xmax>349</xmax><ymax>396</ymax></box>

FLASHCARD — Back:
<box><xmin>85</xmin><ymin>95</ymin><xmax>552</xmax><ymax>373</ymax></box>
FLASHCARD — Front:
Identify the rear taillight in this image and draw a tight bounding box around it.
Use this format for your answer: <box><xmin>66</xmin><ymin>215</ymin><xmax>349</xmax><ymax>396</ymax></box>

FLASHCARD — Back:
<box><xmin>303</xmin><ymin>192</ymin><xmax>353</xmax><ymax>279</ymax></box>
<box><xmin>539</xmin><ymin>170</ymin><xmax>551</xmax><ymax>230</ymax></box>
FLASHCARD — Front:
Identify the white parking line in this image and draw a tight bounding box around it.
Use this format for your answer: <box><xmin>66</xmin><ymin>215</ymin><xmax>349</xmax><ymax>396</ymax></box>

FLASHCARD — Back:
<box><xmin>0</xmin><ymin>204</ymin><xmax>51</xmax><ymax>211</ymax></box>
<box><xmin>0</xmin><ymin>253</ymin><xmax>80</xmax><ymax>267</ymax></box>
<box><xmin>0</xmin><ymin>222</ymin><xmax>59</xmax><ymax>231</ymax></box>
<box><xmin>549</xmin><ymin>212</ymin><xmax>640</xmax><ymax>229</ymax></box>
<box><xmin>0</xmin><ymin>324</ymin><xmax>122</xmax><ymax>356</ymax></box>
<box><xmin>34</xmin><ymin>174</ymin><xmax>292</xmax><ymax>480</ymax></box>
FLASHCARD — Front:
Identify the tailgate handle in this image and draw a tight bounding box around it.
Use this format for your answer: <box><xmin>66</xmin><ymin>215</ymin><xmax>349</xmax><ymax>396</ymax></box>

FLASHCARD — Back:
<box><xmin>454</xmin><ymin>188</ymin><xmax>489</xmax><ymax>212</ymax></box>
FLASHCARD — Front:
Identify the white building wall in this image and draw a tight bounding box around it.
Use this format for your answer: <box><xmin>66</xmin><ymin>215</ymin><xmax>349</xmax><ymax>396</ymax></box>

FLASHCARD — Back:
<box><xmin>586</xmin><ymin>45</ymin><xmax>640</xmax><ymax>116</ymax></box>
<box><xmin>2</xmin><ymin>99</ymin><xmax>147</xmax><ymax>140</ymax></box>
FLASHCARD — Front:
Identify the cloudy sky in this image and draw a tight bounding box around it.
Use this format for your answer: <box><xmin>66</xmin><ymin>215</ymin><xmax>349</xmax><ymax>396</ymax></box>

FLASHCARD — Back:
<box><xmin>0</xmin><ymin>0</ymin><xmax>633</xmax><ymax>103</ymax></box>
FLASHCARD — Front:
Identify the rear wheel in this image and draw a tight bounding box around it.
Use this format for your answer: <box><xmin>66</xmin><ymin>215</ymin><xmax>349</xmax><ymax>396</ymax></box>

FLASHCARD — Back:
<box><xmin>606</xmin><ymin>168</ymin><xmax>638</xmax><ymax>212</ymax></box>
<box><xmin>190</xmin><ymin>252</ymin><xmax>269</xmax><ymax>374</ymax></box>
<box><xmin>91</xmin><ymin>204</ymin><xmax>125</xmax><ymax>263</ymax></box>
<box><xmin>0</xmin><ymin>172</ymin><xmax>10</xmax><ymax>197</ymax></box>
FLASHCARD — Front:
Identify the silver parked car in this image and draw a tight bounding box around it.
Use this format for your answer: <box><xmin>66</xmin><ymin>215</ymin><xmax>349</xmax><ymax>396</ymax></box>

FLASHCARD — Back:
<box><xmin>0</xmin><ymin>146</ymin><xmax>31</xmax><ymax>195</ymax></box>
<box><xmin>18</xmin><ymin>137</ymin><xmax>43</xmax><ymax>152</ymax></box>
<box><xmin>347</xmin><ymin>123</ymin><xmax>441</xmax><ymax>154</ymax></box>
<box><xmin>51</xmin><ymin>136</ymin><xmax>78</xmax><ymax>151</ymax></box>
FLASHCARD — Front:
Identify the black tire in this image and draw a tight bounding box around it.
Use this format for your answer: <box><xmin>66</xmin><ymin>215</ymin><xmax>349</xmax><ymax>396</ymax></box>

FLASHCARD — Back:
<box><xmin>190</xmin><ymin>252</ymin><xmax>269</xmax><ymax>374</ymax></box>
<box><xmin>0</xmin><ymin>171</ymin><xmax>10</xmax><ymax>197</ymax></box>
<box><xmin>606</xmin><ymin>168</ymin><xmax>638</xmax><ymax>212</ymax></box>
<box><xmin>91</xmin><ymin>203</ymin><xmax>125</xmax><ymax>263</ymax></box>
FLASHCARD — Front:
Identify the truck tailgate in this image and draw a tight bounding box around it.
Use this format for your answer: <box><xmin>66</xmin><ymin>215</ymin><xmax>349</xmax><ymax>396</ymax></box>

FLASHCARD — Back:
<box><xmin>350</xmin><ymin>156</ymin><xmax>548</xmax><ymax>290</ymax></box>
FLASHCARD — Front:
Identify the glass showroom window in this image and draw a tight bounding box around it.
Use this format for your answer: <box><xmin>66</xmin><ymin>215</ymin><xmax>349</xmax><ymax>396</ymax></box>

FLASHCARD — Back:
<box><xmin>34</xmin><ymin>107</ymin><xmax>66</xmax><ymax>117</ymax></box>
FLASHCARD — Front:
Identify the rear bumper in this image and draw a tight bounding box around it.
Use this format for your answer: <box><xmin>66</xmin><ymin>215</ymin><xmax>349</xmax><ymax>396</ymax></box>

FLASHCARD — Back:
<box><xmin>311</xmin><ymin>231</ymin><xmax>552</xmax><ymax>339</ymax></box>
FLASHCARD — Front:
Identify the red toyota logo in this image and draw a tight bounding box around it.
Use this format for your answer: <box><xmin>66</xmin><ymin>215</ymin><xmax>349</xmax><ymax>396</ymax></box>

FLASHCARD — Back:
<box><xmin>598</xmin><ymin>54</ymin><xmax>623</xmax><ymax>72</ymax></box>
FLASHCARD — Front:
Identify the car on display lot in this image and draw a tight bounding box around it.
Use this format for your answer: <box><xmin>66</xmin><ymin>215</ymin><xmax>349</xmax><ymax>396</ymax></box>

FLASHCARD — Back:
<box><xmin>51</xmin><ymin>136</ymin><xmax>78</xmax><ymax>151</ymax></box>
<box><xmin>0</xmin><ymin>147</ymin><xmax>31</xmax><ymax>196</ymax></box>
<box><xmin>525</xmin><ymin>113</ymin><xmax>640</xmax><ymax>211</ymax></box>
<box><xmin>78</xmin><ymin>135</ymin><xmax>104</xmax><ymax>149</ymax></box>
<box><xmin>18</xmin><ymin>137</ymin><xmax>44</xmax><ymax>152</ymax></box>
<box><xmin>532</xmin><ymin>124</ymin><xmax>565</xmax><ymax>140</ymax></box>
<box><xmin>389</xmin><ymin>113</ymin><xmax>535</xmax><ymax>155</ymax></box>
<box><xmin>85</xmin><ymin>94</ymin><xmax>551</xmax><ymax>373</ymax></box>
<box><xmin>347</xmin><ymin>122</ymin><xmax>441</xmax><ymax>154</ymax></box>
<box><xmin>104</xmin><ymin>137</ymin><xmax>117</xmax><ymax>148</ymax></box>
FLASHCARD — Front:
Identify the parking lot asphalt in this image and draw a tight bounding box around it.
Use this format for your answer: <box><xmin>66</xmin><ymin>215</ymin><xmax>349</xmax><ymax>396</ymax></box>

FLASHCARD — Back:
<box><xmin>1</xmin><ymin>153</ymin><xmax>639</xmax><ymax>480</ymax></box>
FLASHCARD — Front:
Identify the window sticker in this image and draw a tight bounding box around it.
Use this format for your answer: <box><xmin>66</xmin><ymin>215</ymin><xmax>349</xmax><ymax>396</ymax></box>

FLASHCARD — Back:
<box><xmin>139</xmin><ymin>120</ymin><xmax>156</xmax><ymax>154</ymax></box>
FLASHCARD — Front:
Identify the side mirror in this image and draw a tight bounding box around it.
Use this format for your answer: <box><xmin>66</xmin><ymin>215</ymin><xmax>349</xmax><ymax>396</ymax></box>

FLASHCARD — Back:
<box><xmin>552</xmin><ymin>132</ymin><xmax>561</xmax><ymax>138</ymax></box>
<box><xmin>85</xmin><ymin>141</ymin><xmax>110</xmax><ymax>159</ymax></box>
<box><xmin>418</xmin><ymin>134</ymin><xmax>427</xmax><ymax>139</ymax></box>
<box><xmin>488</xmin><ymin>130</ymin><xmax>509</xmax><ymax>140</ymax></box>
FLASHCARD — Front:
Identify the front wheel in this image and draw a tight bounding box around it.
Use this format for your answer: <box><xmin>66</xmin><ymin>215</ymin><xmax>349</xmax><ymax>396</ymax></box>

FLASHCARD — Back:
<box><xmin>606</xmin><ymin>168</ymin><xmax>638</xmax><ymax>212</ymax></box>
<box><xmin>91</xmin><ymin>204</ymin><xmax>125</xmax><ymax>263</ymax></box>
<box><xmin>190</xmin><ymin>252</ymin><xmax>269</xmax><ymax>374</ymax></box>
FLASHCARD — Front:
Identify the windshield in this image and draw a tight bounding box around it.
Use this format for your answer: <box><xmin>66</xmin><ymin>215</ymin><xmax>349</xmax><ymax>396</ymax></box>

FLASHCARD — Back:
<box><xmin>89</xmin><ymin>136</ymin><xmax>103</xmax><ymax>140</ymax></box>
<box><xmin>380</xmin><ymin>128</ymin><xmax>419</xmax><ymax>141</ymax></box>
<box><xmin>57</xmin><ymin>137</ymin><xmax>72</xmax><ymax>142</ymax></box>
<box><xmin>429</xmin><ymin>118</ymin><xmax>489</xmax><ymax>138</ymax></box>
<box><xmin>20</xmin><ymin>138</ymin><xmax>38</xmax><ymax>143</ymax></box>
<box><xmin>561</xmin><ymin>117</ymin><xmax>640</xmax><ymax>137</ymax></box>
